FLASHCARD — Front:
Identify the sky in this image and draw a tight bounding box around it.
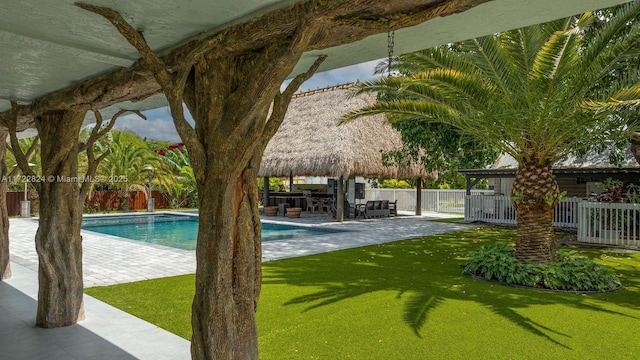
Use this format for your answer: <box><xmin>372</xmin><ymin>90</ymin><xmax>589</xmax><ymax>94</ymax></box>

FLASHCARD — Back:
<box><xmin>113</xmin><ymin>59</ymin><xmax>381</xmax><ymax>143</ymax></box>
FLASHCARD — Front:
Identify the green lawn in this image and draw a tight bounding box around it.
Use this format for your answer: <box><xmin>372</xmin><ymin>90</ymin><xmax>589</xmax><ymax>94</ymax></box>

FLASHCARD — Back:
<box><xmin>429</xmin><ymin>217</ymin><xmax>464</xmax><ymax>223</ymax></box>
<box><xmin>86</xmin><ymin>228</ymin><xmax>640</xmax><ymax>359</ymax></box>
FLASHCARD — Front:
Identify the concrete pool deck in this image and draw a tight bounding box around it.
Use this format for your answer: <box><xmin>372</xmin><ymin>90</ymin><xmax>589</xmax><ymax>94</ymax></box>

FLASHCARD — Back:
<box><xmin>1</xmin><ymin>212</ymin><xmax>473</xmax><ymax>359</ymax></box>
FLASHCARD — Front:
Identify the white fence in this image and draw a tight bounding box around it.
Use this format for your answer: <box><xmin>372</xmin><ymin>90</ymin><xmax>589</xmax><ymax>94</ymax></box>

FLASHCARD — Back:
<box><xmin>577</xmin><ymin>202</ymin><xmax>640</xmax><ymax>247</ymax></box>
<box><xmin>464</xmin><ymin>195</ymin><xmax>581</xmax><ymax>228</ymax></box>
<box><xmin>364</xmin><ymin>189</ymin><xmax>493</xmax><ymax>213</ymax></box>
<box><xmin>363</xmin><ymin>190</ymin><xmax>640</xmax><ymax>247</ymax></box>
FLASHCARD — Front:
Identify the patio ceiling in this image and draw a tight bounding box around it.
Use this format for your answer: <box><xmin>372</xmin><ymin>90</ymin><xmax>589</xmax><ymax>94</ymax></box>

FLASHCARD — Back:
<box><xmin>0</xmin><ymin>0</ymin><xmax>633</xmax><ymax>133</ymax></box>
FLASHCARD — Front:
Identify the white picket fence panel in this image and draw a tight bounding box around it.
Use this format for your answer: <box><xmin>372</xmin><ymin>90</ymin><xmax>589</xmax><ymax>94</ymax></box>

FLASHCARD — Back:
<box><xmin>464</xmin><ymin>195</ymin><xmax>581</xmax><ymax>229</ymax></box>
<box><xmin>465</xmin><ymin>195</ymin><xmax>516</xmax><ymax>225</ymax></box>
<box><xmin>577</xmin><ymin>202</ymin><xmax>640</xmax><ymax>247</ymax></box>
<box><xmin>364</xmin><ymin>189</ymin><xmax>492</xmax><ymax>213</ymax></box>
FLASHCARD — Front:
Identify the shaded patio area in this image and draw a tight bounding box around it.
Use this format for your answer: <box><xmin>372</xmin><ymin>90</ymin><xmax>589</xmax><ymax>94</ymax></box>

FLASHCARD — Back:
<box><xmin>1</xmin><ymin>213</ymin><xmax>468</xmax><ymax>359</ymax></box>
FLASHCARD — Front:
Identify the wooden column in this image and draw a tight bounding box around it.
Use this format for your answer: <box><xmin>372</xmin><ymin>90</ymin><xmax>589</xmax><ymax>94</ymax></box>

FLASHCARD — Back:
<box><xmin>289</xmin><ymin>173</ymin><xmax>294</xmax><ymax>192</ymax></box>
<box><xmin>263</xmin><ymin>176</ymin><xmax>270</xmax><ymax>206</ymax></box>
<box><xmin>336</xmin><ymin>175</ymin><xmax>344</xmax><ymax>222</ymax></box>
<box><xmin>416</xmin><ymin>177</ymin><xmax>422</xmax><ymax>216</ymax></box>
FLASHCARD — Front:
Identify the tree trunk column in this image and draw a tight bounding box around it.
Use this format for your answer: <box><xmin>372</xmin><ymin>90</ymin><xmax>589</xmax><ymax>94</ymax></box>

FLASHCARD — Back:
<box><xmin>0</xmin><ymin>130</ymin><xmax>10</xmax><ymax>280</ymax></box>
<box><xmin>191</xmin><ymin>160</ymin><xmax>262</xmax><ymax>359</ymax></box>
<box><xmin>35</xmin><ymin>110</ymin><xmax>86</xmax><ymax>327</ymax></box>
<box><xmin>187</xmin><ymin>53</ymin><xmax>272</xmax><ymax>359</ymax></box>
<box><xmin>512</xmin><ymin>160</ymin><xmax>558</xmax><ymax>264</ymax></box>
<box><xmin>178</xmin><ymin>28</ymin><xmax>318</xmax><ymax>359</ymax></box>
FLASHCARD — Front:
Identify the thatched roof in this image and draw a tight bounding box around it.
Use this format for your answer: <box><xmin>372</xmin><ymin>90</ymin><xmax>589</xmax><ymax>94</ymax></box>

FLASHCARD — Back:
<box><xmin>259</xmin><ymin>84</ymin><xmax>435</xmax><ymax>179</ymax></box>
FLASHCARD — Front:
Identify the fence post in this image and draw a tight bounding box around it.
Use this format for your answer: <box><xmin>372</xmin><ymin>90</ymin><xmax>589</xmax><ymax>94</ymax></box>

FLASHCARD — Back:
<box><xmin>464</xmin><ymin>195</ymin><xmax>470</xmax><ymax>221</ymax></box>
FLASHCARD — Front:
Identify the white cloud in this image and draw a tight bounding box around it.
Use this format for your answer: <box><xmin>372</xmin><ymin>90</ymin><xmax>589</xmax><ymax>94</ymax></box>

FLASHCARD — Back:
<box><xmin>284</xmin><ymin>59</ymin><xmax>382</xmax><ymax>92</ymax></box>
<box><xmin>113</xmin><ymin>108</ymin><xmax>181</xmax><ymax>142</ymax></box>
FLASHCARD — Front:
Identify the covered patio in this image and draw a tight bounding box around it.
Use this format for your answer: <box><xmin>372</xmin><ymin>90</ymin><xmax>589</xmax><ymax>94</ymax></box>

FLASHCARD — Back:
<box><xmin>259</xmin><ymin>84</ymin><xmax>435</xmax><ymax>221</ymax></box>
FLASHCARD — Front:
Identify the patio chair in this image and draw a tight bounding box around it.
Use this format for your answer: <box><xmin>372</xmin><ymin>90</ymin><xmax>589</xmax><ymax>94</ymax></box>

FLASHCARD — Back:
<box><xmin>389</xmin><ymin>200</ymin><xmax>398</xmax><ymax>216</ymax></box>
<box><xmin>305</xmin><ymin>196</ymin><xmax>320</xmax><ymax>213</ymax></box>
<box><xmin>320</xmin><ymin>198</ymin><xmax>332</xmax><ymax>213</ymax></box>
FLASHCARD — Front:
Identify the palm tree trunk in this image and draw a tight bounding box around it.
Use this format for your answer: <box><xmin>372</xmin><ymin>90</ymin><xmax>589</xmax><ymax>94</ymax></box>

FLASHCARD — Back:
<box><xmin>630</xmin><ymin>132</ymin><xmax>640</xmax><ymax>166</ymax></box>
<box><xmin>511</xmin><ymin>159</ymin><xmax>558</xmax><ymax>264</ymax></box>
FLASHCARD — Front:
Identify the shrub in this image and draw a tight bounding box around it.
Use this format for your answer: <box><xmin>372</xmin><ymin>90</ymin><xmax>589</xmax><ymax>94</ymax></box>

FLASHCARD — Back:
<box><xmin>462</xmin><ymin>244</ymin><xmax>620</xmax><ymax>292</ymax></box>
<box><xmin>379</xmin><ymin>179</ymin><xmax>412</xmax><ymax>189</ymax></box>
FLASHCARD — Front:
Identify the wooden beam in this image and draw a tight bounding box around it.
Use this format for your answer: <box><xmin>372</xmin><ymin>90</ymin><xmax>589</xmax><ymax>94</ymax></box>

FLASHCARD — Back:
<box><xmin>466</xmin><ymin>176</ymin><xmax>483</xmax><ymax>195</ymax></box>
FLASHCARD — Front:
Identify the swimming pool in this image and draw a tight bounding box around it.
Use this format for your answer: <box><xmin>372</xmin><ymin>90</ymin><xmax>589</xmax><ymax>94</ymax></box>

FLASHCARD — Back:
<box><xmin>81</xmin><ymin>214</ymin><xmax>343</xmax><ymax>250</ymax></box>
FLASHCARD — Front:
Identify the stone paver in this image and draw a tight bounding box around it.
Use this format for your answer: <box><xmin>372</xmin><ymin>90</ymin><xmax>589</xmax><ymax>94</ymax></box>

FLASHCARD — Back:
<box><xmin>10</xmin><ymin>218</ymin><xmax>196</xmax><ymax>287</ymax></box>
<box><xmin>2</xmin><ymin>211</ymin><xmax>472</xmax><ymax>360</ymax></box>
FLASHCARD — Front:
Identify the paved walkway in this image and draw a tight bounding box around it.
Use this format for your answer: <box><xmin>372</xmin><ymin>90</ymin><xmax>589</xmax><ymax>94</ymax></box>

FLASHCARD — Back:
<box><xmin>1</xmin><ymin>212</ymin><xmax>472</xmax><ymax>359</ymax></box>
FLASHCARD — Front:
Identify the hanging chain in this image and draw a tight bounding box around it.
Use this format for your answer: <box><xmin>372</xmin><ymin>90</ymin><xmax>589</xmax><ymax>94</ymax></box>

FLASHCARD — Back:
<box><xmin>387</xmin><ymin>24</ymin><xmax>395</xmax><ymax>76</ymax></box>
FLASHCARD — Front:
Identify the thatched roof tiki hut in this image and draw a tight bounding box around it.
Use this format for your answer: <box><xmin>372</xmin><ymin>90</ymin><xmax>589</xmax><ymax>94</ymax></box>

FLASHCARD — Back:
<box><xmin>259</xmin><ymin>83</ymin><xmax>436</xmax><ymax>221</ymax></box>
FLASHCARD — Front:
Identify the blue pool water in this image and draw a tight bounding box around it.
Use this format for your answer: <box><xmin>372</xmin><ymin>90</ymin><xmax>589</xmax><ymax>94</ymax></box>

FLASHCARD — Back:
<box><xmin>82</xmin><ymin>214</ymin><xmax>342</xmax><ymax>250</ymax></box>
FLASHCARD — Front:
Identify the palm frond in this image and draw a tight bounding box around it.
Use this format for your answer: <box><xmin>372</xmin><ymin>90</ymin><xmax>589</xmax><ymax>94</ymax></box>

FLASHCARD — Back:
<box><xmin>349</xmin><ymin>5</ymin><xmax>640</xmax><ymax>172</ymax></box>
<box><xmin>581</xmin><ymin>1</ymin><xmax>640</xmax><ymax>71</ymax></box>
<box><xmin>580</xmin><ymin>24</ymin><xmax>640</xmax><ymax>92</ymax></box>
<box><xmin>341</xmin><ymin>99</ymin><xmax>460</xmax><ymax>126</ymax></box>
<box><xmin>463</xmin><ymin>36</ymin><xmax>518</xmax><ymax>108</ymax></box>
<box><xmin>587</xmin><ymin>85</ymin><xmax>640</xmax><ymax>109</ymax></box>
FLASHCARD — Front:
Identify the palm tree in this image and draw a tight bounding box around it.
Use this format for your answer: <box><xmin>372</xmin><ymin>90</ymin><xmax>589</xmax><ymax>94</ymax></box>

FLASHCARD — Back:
<box><xmin>344</xmin><ymin>3</ymin><xmax>640</xmax><ymax>264</ymax></box>
<box><xmin>158</xmin><ymin>147</ymin><xmax>198</xmax><ymax>208</ymax></box>
<box><xmin>97</xmin><ymin>131</ymin><xmax>163</xmax><ymax>210</ymax></box>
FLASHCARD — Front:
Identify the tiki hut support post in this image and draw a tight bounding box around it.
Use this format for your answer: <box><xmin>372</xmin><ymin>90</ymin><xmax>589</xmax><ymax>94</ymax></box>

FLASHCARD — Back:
<box><xmin>263</xmin><ymin>176</ymin><xmax>270</xmax><ymax>207</ymax></box>
<box><xmin>336</xmin><ymin>175</ymin><xmax>345</xmax><ymax>222</ymax></box>
<box><xmin>289</xmin><ymin>173</ymin><xmax>294</xmax><ymax>192</ymax></box>
<box><xmin>416</xmin><ymin>177</ymin><xmax>422</xmax><ymax>216</ymax></box>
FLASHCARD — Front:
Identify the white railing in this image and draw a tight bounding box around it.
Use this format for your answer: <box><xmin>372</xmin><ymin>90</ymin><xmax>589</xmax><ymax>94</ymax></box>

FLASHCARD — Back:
<box><xmin>464</xmin><ymin>195</ymin><xmax>581</xmax><ymax>229</ymax></box>
<box><xmin>554</xmin><ymin>197</ymin><xmax>581</xmax><ymax>228</ymax></box>
<box><xmin>364</xmin><ymin>190</ymin><xmax>640</xmax><ymax>247</ymax></box>
<box><xmin>364</xmin><ymin>189</ymin><xmax>493</xmax><ymax>214</ymax></box>
<box><xmin>465</xmin><ymin>195</ymin><xmax>516</xmax><ymax>225</ymax></box>
<box><xmin>577</xmin><ymin>202</ymin><xmax>640</xmax><ymax>247</ymax></box>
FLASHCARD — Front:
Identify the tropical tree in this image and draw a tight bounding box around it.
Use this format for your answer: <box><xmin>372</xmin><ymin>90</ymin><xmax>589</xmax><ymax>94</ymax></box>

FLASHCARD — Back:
<box><xmin>373</xmin><ymin>62</ymin><xmax>500</xmax><ymax>189</ymax></box>
<box><xmin>588</xmin><ymin>4</ymin><xmax>640</xmax><ymax>165</ymax></box>
<box><xmin>159</xmin><ymin>147</ymin><xmax>198</xmax><ymax>208</ymax></box>
<box><xmin>97</xmin><ymin>131</ymin><xmax>164</xmax><ymax>210</ymax></box>
<box><xmin>345</xmin><ymin>3</ymin><xmax>640</xmax><ymax>264</ymax></box>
